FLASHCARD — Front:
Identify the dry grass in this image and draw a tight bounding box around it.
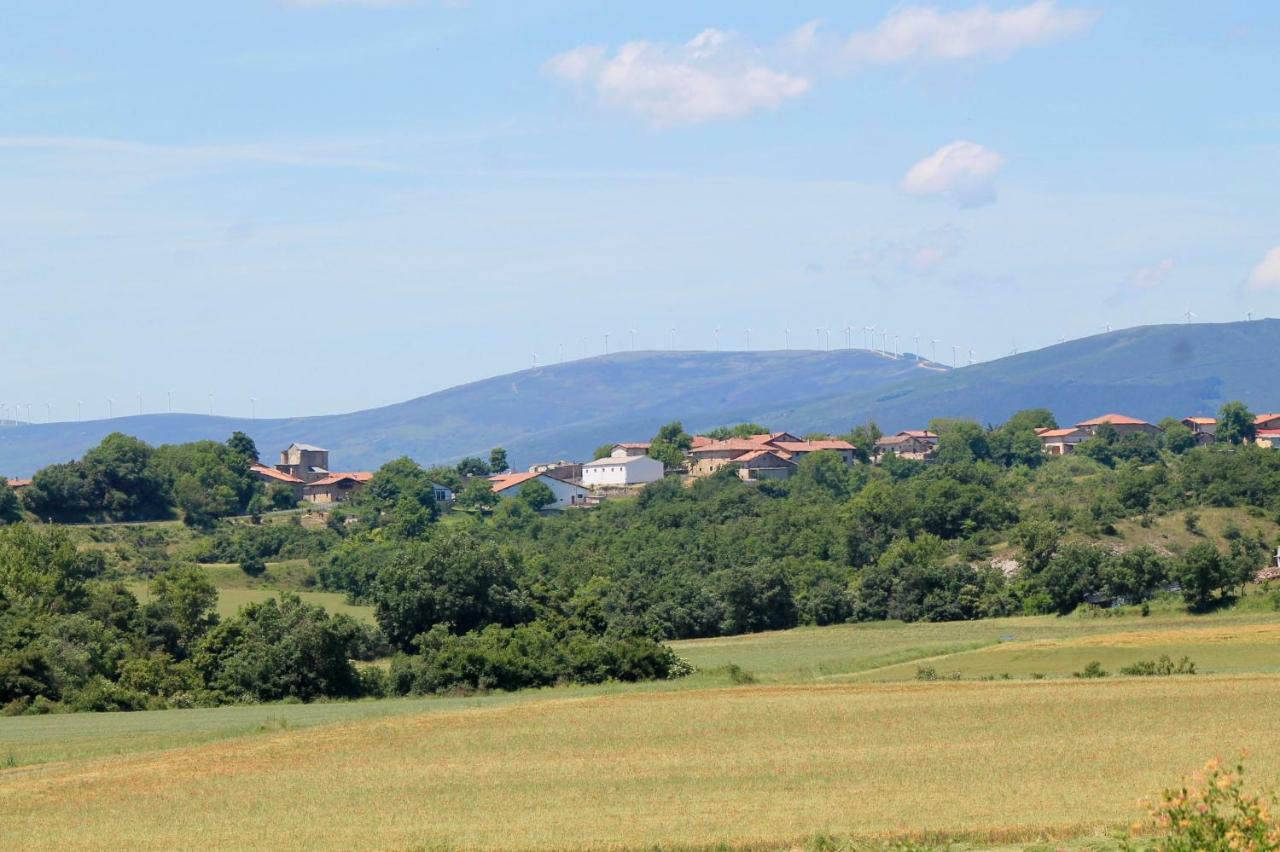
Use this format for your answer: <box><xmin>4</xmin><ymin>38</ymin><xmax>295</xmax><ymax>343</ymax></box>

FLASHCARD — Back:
<box><xmin>5</xmin><ymin>676</ymin><xmax>1280</xmax><ymax>850</ymax></box>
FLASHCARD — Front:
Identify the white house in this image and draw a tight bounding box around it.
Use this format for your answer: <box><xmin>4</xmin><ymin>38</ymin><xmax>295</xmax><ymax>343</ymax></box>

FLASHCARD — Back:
<box><xmin>488</xmin><ymin>471</ymin><xmax>589</xmax><ymax>509</ymax></box>
<box><xmin>582</xmin><ymin>454</ymin><xmax>665</xmax><ymax>487</ymax></box>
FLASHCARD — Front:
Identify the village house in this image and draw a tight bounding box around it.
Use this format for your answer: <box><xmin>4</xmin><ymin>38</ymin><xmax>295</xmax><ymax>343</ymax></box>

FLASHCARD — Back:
<box><xmin>1255</xmin><ymin>413</ymin><xmax>1280</xmax><ymax>431</ymax></box>
<box><xmin>1036</xmin><ymin>426</ymin><xmax>1089</xmax><ymax>455</ymax></box>
<box><xmin>1181</xmin><ymin>417</ymin><xmax>1217</xmax><ymax>445</ymax></box>
<box><xmin>582</xmin><ymin>453</ymin><xmax>665</xmax><ymax>487</ymax></box>
<box><xmin>5</xmin><ymin>478</ymin><xmax>31</xmax><ymax>494</ymax></box>
<box><xmin>872</xmin><ymin>430</ymin><xmax>939</xmax><ymax>462</ymax></box>
<box><xmin>249</xmin><ymin>463</ymin><xmax>305</xmax><ymax>500</ymax></box>
<box><xmin>488</xmin><ymin>471</ymin><xmax>589</xmax><ymax>509</ymax></box>
<box><xmin>429</xmin><ymin>482</ymin><xmax>455</xmax><ymax>503</ymax></box>
<box><xmin>304</xmin><ymin>471</ymin><xmax>373</xmax><ymax>504</ymax></box>
<box><xmin>276</xmin><ymin>443</ymin><xmax>332</xmax><ymax>483</ymax></box>
<box><xmin>688</xmin><ymin>434</ymin><xmax>855</xmax><ymax>479</ymax></box>
<box><xmin>1075</xmin><ymin>414</ymin><xmax>1161</xmax><ymax>438</ymax></box>
<box><xmin>1255</xmin><ymin>429</ymin><xmax>1280</xmax><ymax>450</ymax></box>
<box><xmin>608</xmin><ymin>442</ymin><xmax>651</xmax><ymax>458</ymax></box>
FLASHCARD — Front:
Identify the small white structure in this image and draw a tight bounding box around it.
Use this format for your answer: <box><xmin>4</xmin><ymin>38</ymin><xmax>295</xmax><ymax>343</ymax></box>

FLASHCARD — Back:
<box><xmin>582</xmin><ymin>454</ymin><xmax>665</xmax><ymax>487</ymax></box>
<box><xmin>488</xmin><ymin>472</ymin><xmax>589</xmax><ymax>509</ymax></box>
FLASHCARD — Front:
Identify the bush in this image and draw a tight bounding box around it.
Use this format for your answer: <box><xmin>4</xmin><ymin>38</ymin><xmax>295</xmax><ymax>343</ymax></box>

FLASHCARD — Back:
<box><xmin>1119</xmin><ymin>655</ymin><xmax>1196</xmax><ymax>677</ymax></box>
<box><xmin>1073</xmin><ymin>660</ymin><xmax>1108</xmax><ymax>678</ymax></box>
<box><xmin>1132</xmin><ymin>757</ymin><xmax>1280</xmax><ymax>850</ymax></box>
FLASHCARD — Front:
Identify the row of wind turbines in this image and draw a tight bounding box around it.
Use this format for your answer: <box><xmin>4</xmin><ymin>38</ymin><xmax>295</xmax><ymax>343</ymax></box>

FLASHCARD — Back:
<box><xmin>0</xmin><ymin>392</ymin><xmax>262</xmax><ymax>426</ymax></box>
<box><xmin>532</xmin><ymin>324</ymin><xmax>975</xmax><ymax>370</ymax></box>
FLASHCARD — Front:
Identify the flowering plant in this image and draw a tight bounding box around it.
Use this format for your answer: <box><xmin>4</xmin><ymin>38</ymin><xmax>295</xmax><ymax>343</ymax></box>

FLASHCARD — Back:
<box><xmin>1131</xmin><ymin>758</ymin><xmax>1280</xmax><ymax>851</ymax></box>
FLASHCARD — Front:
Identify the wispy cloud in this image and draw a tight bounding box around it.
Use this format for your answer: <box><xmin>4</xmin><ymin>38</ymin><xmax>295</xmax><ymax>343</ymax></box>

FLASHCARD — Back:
<box><xmin>546</xmin><ymin>2</ymin><xmax>1098</xmax><ymax>126</ymax></box>
<box><xmin>545</xmin><ymin>30</ymin><xmax>810</xmax><ymax>127</ymax></box>
<box><xmin>1247</xmin><ymin>246</ymin><xmax>1280</xmax><ymax>291</ymax></box>
<box><xmin>0</xmin><ymin>136</ymin><xmax>400</xmax><ymax>172</ymax></box>
<box><xmin>901</xmin><ymin>141</ymin><xmax>1005</xmax><ymax>208</ymax></box>
<box><xmin>845</xmin><ymin>0</ymin><xmax>1099</xmax><ymax>64</ymax></box>
<box><xmin>1128</xmin><ymin>258</ymin><xmax>1176</xmax><ymax>290</ymax></box>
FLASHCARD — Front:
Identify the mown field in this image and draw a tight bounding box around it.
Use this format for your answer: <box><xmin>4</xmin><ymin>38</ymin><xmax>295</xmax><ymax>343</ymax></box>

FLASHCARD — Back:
<box><xmin>4</xmin><ymin>607</ymin><xmax>1280</xmax><ymax>850</ymax></box>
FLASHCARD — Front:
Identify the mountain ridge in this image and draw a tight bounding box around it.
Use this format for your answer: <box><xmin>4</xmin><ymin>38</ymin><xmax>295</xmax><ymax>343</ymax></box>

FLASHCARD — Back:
<box><xmin>2</xmin><ymin>319</ymin><xmax>1277</xmax><ymax>477</ymax></box>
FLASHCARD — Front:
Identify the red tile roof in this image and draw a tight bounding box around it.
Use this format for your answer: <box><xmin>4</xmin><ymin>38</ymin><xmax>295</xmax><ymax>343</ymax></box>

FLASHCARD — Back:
<box><xmin>1254</xmin><ymin>414</ymin><xmax>1280</xmax><ymax>425</ymax></box>
<box><xmin>690</xmin><ymin>436</ymin><xmax>714</xmax><ymax>449</ymax></box>
<box><xmin>5</xmin><ymin>478</ymin><xmax>31</xmax><ymax>489</ymax></box>
<box><xmin>735</xmin><ymin>449</ymin><xmax>796</xmax><ymax>464</ymax></box>
<box><xmin>1037</xmin><ymin>428</ymin><xmax>1083</xmax><ymax>439</ymax></box>
<box><xmin>488</xmin><ymin>471</ymin><xmax>542</xmax><ymax>492</ymax></box>
<box><xmin>1182</xmin><ymin>417</ymin><xmax>1216</xmax><ymax>425</ymax></box>
<box><xmin>1077</xmin><ymin>413</ymin><xmax>1152</xmax><ymax>427</ymax></box>
<box><xmin>613</xmin><ymin>442</ymin><xmax>651</xmax><ymax>450</ymax></box>
<box><xmin>306</xmin><ymin>471</ymin><xmax>372</xmax><ymax>487</ymax></box>
<box><xmin>250</xmin><ymin>464</ymin><xmax>304</xmax><ymax>484</ymax></box>
<box><xmin>772</xmin><ymin>440</ymin><xmax>856</xmax><ymax>452</ymax></box>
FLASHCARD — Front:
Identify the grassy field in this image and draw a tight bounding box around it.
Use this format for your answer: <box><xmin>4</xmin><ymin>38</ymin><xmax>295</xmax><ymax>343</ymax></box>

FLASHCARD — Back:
<box><xmin>4</xmin><ymin>607</ymin><xmax>1280</xmax><ymax>849</ymax></box>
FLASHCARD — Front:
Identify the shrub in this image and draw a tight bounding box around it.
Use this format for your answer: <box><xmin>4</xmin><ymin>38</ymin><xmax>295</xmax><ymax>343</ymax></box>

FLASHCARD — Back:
<box><xmin>1119</xmin><ymin>655</ymin><xmax>1196</xmax><ymax>677</ymax></box>
<box><xmin>1073</xmin><ymin>660</ymin><xmax>1108</xmax><ymax>678</ymax></box>
<box><xmin>1132</xmin><ymin>757</ymin><xmax>1280</xmax><ymax>850</ymax></box>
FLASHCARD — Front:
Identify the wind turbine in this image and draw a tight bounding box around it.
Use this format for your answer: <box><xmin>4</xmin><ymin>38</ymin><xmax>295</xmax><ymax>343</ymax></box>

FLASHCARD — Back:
<box><xmin>137</xmin><ymin>393</ymin><xmax>142</xmax><ymax>416</ymax></box>
<box><xmin>1184</xmin><ymin>309</ymin><xmax>1196</xmax><ymax>324</ymax></box>
<box><xmin>532</xmin><ymin>352</ymin><xmax>539</xmax><ymax>369</ymax></box>
<box><xmin>930</xmin><ymin>339</ymin><xmax>938</xmax><ymax>362</ymax></box>
<box><xmin>714</xmin><ymin>326</ymin><xmax>720</xmax><ymax>351</ymax></box>
<box><xmin>629</xmin><ymin>329</ymin><xmax>637</xmax><ymax>351</ymax></box>
<box><xmin>250</xmin><ymin>397</ymin><xmax>256</xmax><ymax>419</ymax></box>
<box><xmin>914</xmin><ymin>335</ymin><xmax>920</xmax><ymax>360</ymax></box>
<box><xmin>208</xmin><ymin>393</ymin><xmax>214</xmax><ymax>415</ymax></box>
<box><xmin>77</xmin><ymin>401</ymin><xmax>82</xmax><ymax>422</ymax></box>
<box><xmin>46</xmin><ymin>402</ymin><xmax>52</xmax><ymax>423</ymax></box>
<box><xmin>558</xmin><ymin>342</ymin><xmax>565</xmax><ymax>363</ymax></box>
<box><xmin>167</xmin><ymin>390</ymin><xmax>173</xmax><ymax>414</ymax></box>
<box><xmin>824</xmin><ymin>328</ymin><xmax>831</xmax><ymax>351</ymax></box>
<box><xmin>670</xmin><ymin>327</ymin><xmax>677</xmax><ymax>351</ymax></box>
<box><xmin>968</xmin><ymin>348</ymin><xmax>975</xmax><ymax>366</ymax></box>
<box><xmin>603</xmin><ymin>332</ymin><xmax>609</xmax><ymax>355</ymax></box>
<box><xmin>951</xmin><ymin>345</ymin><xmax>959</xmax><ymax>367</ymax></box>
<box><xmin>745</xmin><ymin>328</ymin><xmax>751</xmax><ymax>349</ymax></box>
<box><xmin>784</xmin><ymin>328</ymin><xmax>790</xmax><ymax>350</ymax></box>
<box><xmin>108</xmin><ymin>398</ymin><xmax>114</xmax><ymax>419</ymax></box>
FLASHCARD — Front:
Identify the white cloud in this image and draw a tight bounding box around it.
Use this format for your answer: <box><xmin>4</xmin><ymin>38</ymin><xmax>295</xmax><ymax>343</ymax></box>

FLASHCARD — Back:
<box><xmin>547</xmin><ymin>4</ymin><xmax>1096</xmax><ymax>126</ymax></box>
<box><xmin>901</xmin><ymin>141</ymin><xmax>1005</xmax><ymax>208</ymax></box>
<box><xmin>846</xmin><ymin>0</ymin><xmax>1099</xmax><ymax>63</ymax></box>
<box><xmin>852</xmin><ymin>224</ymin><xmax>964</xmax><ymax>277</ymax></box>
<box><xmin>1247</xmin><ymin>247</ymin><xmax>1280</xmax><ymax>291</ymax></box>
<box><xmin>1128</xmin><ymin>258</ymin><xmax>1175</xmax><ymax>290</ymax></box>
<box><xmin>545</xmin><ymin>29</ymin><xmax>810</xmax><ymax>126</ymax></box>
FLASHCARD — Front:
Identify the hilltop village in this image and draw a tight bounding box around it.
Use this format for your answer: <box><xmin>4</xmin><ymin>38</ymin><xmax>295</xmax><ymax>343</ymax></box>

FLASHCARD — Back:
<box><xmin>117</xmin><ymin>407</ymin><xmax>1280</xmax><ymax>514</ymax></box>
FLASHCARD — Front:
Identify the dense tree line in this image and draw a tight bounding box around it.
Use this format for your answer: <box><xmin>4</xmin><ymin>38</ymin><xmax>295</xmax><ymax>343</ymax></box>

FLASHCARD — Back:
<box><xmin>5</xmin><ymin>403</ymin><xmax>1280</xmax><ymax>713</ymax></box>
<box><xmin>12</xmin><ymin>432</ymin><xmax>288</xmax><ymax>527</ymax></box>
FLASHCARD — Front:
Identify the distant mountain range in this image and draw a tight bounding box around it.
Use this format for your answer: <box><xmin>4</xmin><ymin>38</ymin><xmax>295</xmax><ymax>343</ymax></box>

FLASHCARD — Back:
<box><xmin>2</xmin><ymin>319</ymin><xmax>1276</xmax><ymax>477</ymax></box>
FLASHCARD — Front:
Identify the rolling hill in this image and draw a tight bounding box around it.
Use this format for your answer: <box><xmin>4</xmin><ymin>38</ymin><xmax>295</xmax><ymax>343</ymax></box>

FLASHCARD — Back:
<box><xmin>2</xmin><ymin>319</ymin><xmax>1278</xmax><ymax>477</ymax></box>
<box><xmin>0</xmin><ymin>349</ymin><xmax>938</xmax><ymax>476</ymax></box>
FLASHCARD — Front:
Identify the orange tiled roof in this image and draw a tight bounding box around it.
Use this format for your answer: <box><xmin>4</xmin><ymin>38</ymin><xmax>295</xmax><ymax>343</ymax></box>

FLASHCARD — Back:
<box><xmin>735</xmin><ymin>449</ymin><xmax>795</xmax><ymax>464</ymax></box>
<box><xmin>307</xmin><ymin>471</ymin><xmax>372</xmax><ymax>487</ymax></box>
<box><xmin>250</xmin><ymin>464</ymin><xmax>304</xmax><ymax>484</ymax></box>
<box><xmin>773</xmin><ymin>440</ymin><xmax>855</xmax><ymax>452</ymax></box>
<box><xmin>5</xmin><ymin>478</ymin><xmax>31</xmax><ymax>489</ymax></box>
<box><xmin>1077</xmin><ymin>413</ymin><xmax>1152</xmax><ymax>427</ymax></box>
<box><xmin>1254</xmin><ymin>413</ymin><xmax>1280</xmax><ymax>424</ymax></box>
<box><xmin>1038</xmin><ymin>428</ymin><xmax>1083</xmax><ymax>439</ymax></box>
<box><xmin>1182</xmin><ymin>417</ymin><xmax>1216</xmax><ymax>425</ymax></box>
<box><xmin>690</xmin><ymin>436</ymin><xmax>714</xmax><ymax>449</ymax></box>
<box><xmin>488</xmin><ymin>471</ymin><xmax>542</xmax><ymax>492</ymax></box>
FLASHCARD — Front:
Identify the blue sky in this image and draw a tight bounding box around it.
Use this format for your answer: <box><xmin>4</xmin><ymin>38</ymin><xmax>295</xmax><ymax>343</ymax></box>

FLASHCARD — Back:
<box><xmin>3</xmin><ymin>1</ymin><xmax>1279</xmax><ymax>420</ymax></box>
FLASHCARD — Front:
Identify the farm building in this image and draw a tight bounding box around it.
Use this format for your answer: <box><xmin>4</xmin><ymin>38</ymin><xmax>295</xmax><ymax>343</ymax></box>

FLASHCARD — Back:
<box><xmin>488</xmin><ymin>471</ymin><xmax>589</xmax><ymax>509</ymax></box>
<box><xmin>249</xmin><ymin>464</ymin><xmax>305</xmax><ymax>499</ymax></box>
<box><xmin>276</xmin><ymin>443</ymin><xmax>331</xmax><ymax>483</ymax></box>
<box><xmin>1075</xmin><ymin>414</ymin><xmax>1161</xmax><ymax>438</ymax></box>
<box><xmin>582</xmin><ymin>454</ymin><xmax>665</xmax><ymax>487</ymax></box>
<box><xmin>304</xmin><ymin>471</ymin><xmax>372</xmax><ymax>504</ymax></box>
<box><xmin>1036</xmin><ymin>427</ymin><xmax>1088</xmax><ymax>455</ymax></box>
<box><xmin>873</xmin><ymin>431</ymin><xmax>939</xmax><ymax>462</ymax></box>
<box><xmin>1181</xmin><ymin>416</ymin><xmax>1217</xmax><ymax>445</ymax></box>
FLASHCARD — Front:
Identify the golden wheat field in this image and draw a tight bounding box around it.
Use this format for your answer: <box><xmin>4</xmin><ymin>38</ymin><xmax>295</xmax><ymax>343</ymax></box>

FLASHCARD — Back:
<box><xmin>4</xmin><ymin>610</ymin><xmax>1280</xmax><ymax>850</ymax></box>
<box><xmin>3</xmin><ymin>675</ymin><xmax>1280</xmax><ymax>850</ymax></box>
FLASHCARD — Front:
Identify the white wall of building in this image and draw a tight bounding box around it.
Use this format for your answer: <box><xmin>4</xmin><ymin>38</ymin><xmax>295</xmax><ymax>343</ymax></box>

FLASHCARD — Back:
<box><xmin>503</xmin><ymin>474</ymin><xmax>589</xmax><ymax>509</ymax></box>
<box><xmin>583</xmin><ymin>455</ymin><xmax>665</xmax><ymax>486</ymax></box>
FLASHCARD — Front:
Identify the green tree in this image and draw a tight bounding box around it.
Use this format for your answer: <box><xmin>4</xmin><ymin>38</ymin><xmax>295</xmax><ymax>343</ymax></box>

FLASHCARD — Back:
<box><xmin>593</xmin><ymin>443</ymin><xmax>616</xmax><ymax>460</ymax></box>
<box><xmin>1173</xmin><ymin>541</ymin><xmax>1232</xmax><ymax>610</ymax></box>
<box><xmin>0</xmin><ymin>480</ymin><xmax>20</xmax><ymax>525</ymax></box>
<box><xmin>519</xmin><ymin>479</ymin><xmax>556</xmax><ymax>510</ymax></box>
<box><xmin>1217</xmin><ymin>401</ymin><xmax>1257</xmax><ymax>445</ymax></box>
<box><xmin>489</xmin><ymin>447</ymin><xmax>509</xmax><ymax>474</ymax></box>
<box><xmin>226</xmin><ymin>431</ymin><xmax>259</xmax><ymax>463</ymax></box>
<box><xmin>457</xmin><ymin>478</ymin><xmax>499</xmax><ymax>513</ymax></box>
<box><xmin>193</xmin><ymin>593</ymin><xmax>362</xmax><ymax>702</ymax></box>
<box><xmin>845</xmin><ymin>421</ymin><xmax>883</xmax><ymax>463</ymax></box>
<box><xmin>146</xmin><ymin>564</ymin><xmax>219</xmax><ymax>656</ymax></box>
<box><xmin>1157</xmin><ymin>417</ymin><xmax>1197</xmax><ymax>454</ymax></box>
<box><xmin>929</xmin><ymin>418</ymin><xmax>990</xmax><ymax>464</ymax></box>
<box><xmin>371</xmin><ymin>533</ymin><xmax>528</xmax><ymax>649</ymax></box>
<box><xmin>455</xmin><ymin>457</ymin><xmax>491</xmax><ymax>477</ymax></box>
<box><xmin>649</xmin><ymin>421</ymin><xmax>693</xmax><ymax>471</ymax></box>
